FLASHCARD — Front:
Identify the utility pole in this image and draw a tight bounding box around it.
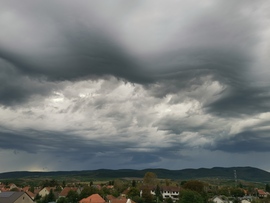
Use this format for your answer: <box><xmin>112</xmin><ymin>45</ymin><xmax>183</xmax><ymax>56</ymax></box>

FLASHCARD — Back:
<box><xmin>234</xmin><ymin>170</ymin><xmax>237</xmax><ymax>187</ymax></box>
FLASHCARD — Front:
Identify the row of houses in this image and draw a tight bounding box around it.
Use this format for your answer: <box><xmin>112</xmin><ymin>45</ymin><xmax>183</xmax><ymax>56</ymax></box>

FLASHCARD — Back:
<box><xmin>211</xmin><ymin>189</ymin><xmax>270</xmax><ymax>203</ymax></box>
<box><xmin>0</xmin><ymin>182</ymin><xmax>269</xmax><ymax>203</ymax></box>
<box><xmin>0</xmin><ymin>192</ymin><xmax>134</xmax><ymax>203</ymax></box>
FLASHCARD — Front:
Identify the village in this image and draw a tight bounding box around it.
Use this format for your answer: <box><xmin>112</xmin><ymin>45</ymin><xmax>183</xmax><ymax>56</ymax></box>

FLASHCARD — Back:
<box><xmin>0</xmin><ymin>172</ymin><xmax>270</xmax><ymax>203</ymax></box>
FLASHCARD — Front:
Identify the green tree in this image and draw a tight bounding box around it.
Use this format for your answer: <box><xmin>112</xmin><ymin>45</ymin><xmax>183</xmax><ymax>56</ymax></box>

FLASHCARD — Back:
<box><xmin>218</xmin><ymin>187</ymin><xmax>230</xmax><ymax>196</ymax></box>
<box><xmin>66</xmin><ymin>190</ymin><xmax>79</xmax><ymax>203</ymax></box>
<box><xmin>113</xmin><ymin>179</ymin><xmax>128</xmax><ymax>194</ymax></box>
<box><xmin>183</xmin><ymin>180</ymin><xmax>204</xmax><ymax>194</ymax></box>
<box><xmin>108</xmin><ymin>180</ymin><xmax>114</xmax><ymax>186</ymax></box>
<box><xmin>57</xmin><ymin>197</ymin><xmax>68</xmax><ymax>203</ymax></box>
<box><xmin>30</xmin><ymin>186</ymin><xmax>35</xmax><ymax>193</ymax></box>
<box><xmin>55</xmin><ymin>185</ymin><xmax>62</xmax><ymax>192</ymax></box>
<box><xmin>238</xmin><ymin>182</ymin><xmax>243</xmax><ymax>188</ymax></box>
<box><xmin>180</xmin><ymin>181</ymin><xmax>187</xmax><ymax>186</ymax></box>
<box><xmin>100</xmin><ymin>187</ymin><xmax>110</xmax><ymax>197</ymax></box>
<box><xmin>79</xmin><ymin>186</ymin><xmax>98</xmax><ymax>199</ymax></box>
<box><xmin>132</xmin><ymin>180</ymin><xmax>136</xmax><ymax>187</ymax></box>
<box><xmin>164</xmin><ymin>197</ymin><xmax>173</xmax><ymax>203</ymax></box>
<box><xmin>165</xmin><ymin>179</ymin><xmax>171</xmax><ymax>186</ymax></box>
<box><xmin>143</xmin><ymin>172</ymin><xmax>157</xmax><ymax>186</ymax></box>
<box><xmin>233</xmin><ymin>198</ymin><xmax>241</xmax><ymax>203</ymax></box>
<box><xmin>266</xmin><ymin>184</ymin><xmax>270</xmax><ymax>192</ymax></box>
<box><xmin>179</xmin><ymin>190</ymin><xmax>204</xmax><ymax>203</ymax></box>
<box><xmin>132</xmin><ymin>196</ymin><xmax>144</xmax><ymax>203</ymax></box>
<box><xmin>141</xmin><ymin>186</ymin><xmax>154</xmax><ymax>203</ymax></box>
<box><xmin>47</xmin><ymin>189</ymin><xmax>56</xmax><ymax>202</ymax></box>
<box><xmin>42</xmin><ymin>179</ymin><xmax>59</xmax><ymax>188</ymax></box>
<box><xmin>127</xmin><ymin>187</ymin><xmax>140</xmax><ymax>199</ymax></box>
<box><xmin>230</xmin><ymin>188</ymin><xmax>244</xmax><ymax>197</ymax></box>
<box><xmin>34</xmin><ymin>193</ymin><xmax>42</xmax><ymax>201</ymax></box>
<box><xmin>155</xmin><ymin>185</ymin><xmax>163</xmax><ymax>202</ymax></box>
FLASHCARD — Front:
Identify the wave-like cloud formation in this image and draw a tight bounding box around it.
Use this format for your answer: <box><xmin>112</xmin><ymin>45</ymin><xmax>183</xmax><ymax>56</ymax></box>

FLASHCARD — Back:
<box><xmin>0</xmin><ymin>0</ymin><xmax>270</xmax><ymax>172</ymax></box>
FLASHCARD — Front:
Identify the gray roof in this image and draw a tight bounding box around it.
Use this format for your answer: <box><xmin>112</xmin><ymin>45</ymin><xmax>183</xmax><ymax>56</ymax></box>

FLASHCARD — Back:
<box><xmin>0</xmin><ymin>191</ymin><xmax>27</xmax><ymax>203</ymax></box>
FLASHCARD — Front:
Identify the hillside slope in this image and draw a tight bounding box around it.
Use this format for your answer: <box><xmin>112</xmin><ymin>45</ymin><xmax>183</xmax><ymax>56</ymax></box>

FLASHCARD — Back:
<box><xmin>0</xmin><ymin>167</ymin><xmax>269</xmax><ymax>182</ymax></box>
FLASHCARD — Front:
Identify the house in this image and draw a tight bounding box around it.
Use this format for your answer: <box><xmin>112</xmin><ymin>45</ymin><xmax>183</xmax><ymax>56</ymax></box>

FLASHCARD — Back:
<box><xmin>212</xmin><ymin>196</ymin><xmax>229</xmax><ymax>203</ymax></box>
<box><xmin>8</xmin><ymin>184</ymin><xmax>18</xmax><ymax>190</ymax></box>
<box><xmin>107</xmin><ymin>196</ymin><xmax>135</xmax><ymax>203</ymax></box>
<box><xmin>79</xmin><ymin>193</ymin><xmax>105</xmax><ymax>203</ymax></box>
<box><xmin>59</xmin><ymin>187</ymin><xmax>77</xmax><ymax>198</ymax></box>
<box><xmin>106</xmin><ymin>195</ymin><xmax>116</xmax><ymax>200</ymax></box>
<box><xmin>106</xmin><ymin>185</ymin><xmax>114</xmax><ymax>189</ymax></box>
<box><xmin>257</xmin><ymin>189</ymin><xmax>267</xmax><ymax>198</ymax></box>
<box><xmin>25</xmin><ymin>191</ymin><xmax>35</xmax><ymax>200</ymax></box>
<box><xmin>0</xmin><ymin>186</ymin><xmax>8</xmax><ymax>192</ymax></box>
<box><xmin>140</xmin><ymin>185</ymin><xmax>180</xmax><ymax>201</ymax></box>
<box><xmin>160</xmin><ymin>186</ymin><xmax>180</xmax><ymax>201</ymax></box>
<box><xmin>241</xmin><ymin>200</ymin><xmax>251</xmax><ymax>203</ymax></box>
<box><xmin>21</xmin><ymin>186</ymin><xmax>30</xmax><ymax>192</ymax></box>
<box><xmin>121</xmin><ymin>188</ymin><xmax>130</xmax><ymax>197</ymax></box>
<box><xmin>0</xmin><ymin>191</ymin><xmax>34</xmax><ymax>203</ymax></box>
<box><xmin>39</xmin><ymin>187</ymin><xmax>54</xmax><ymax>197</ymax></box>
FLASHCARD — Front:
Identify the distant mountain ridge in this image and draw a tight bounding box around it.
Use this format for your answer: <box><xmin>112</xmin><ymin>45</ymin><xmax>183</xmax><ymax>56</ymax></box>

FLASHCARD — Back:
<box><xmin>0</xmin><ymin>167</ymin><xmax>270</xmax><ymax>182</ymax></box>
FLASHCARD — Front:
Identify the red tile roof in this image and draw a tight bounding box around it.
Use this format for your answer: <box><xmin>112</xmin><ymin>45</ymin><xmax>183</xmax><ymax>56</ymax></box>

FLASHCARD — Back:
<box><xmin>106</xmin><ymin>195</ymin><xmax>116</xmax><ymax>200</ymax></box>
<box><xmin>59</xmin><ymin>187</ymin><xmax>77</xmax><ymax>197</ymax></box>
<box><xmin>79</xmin><ymin>194</ymin><xmax>105</xmax><ymax>203</ymax></box>
<box><xmin>26</xmin><ymin>190</ymin><xmax>35</xmax><ymax>199</ymax></box>
<box><xmin>22</xmin><ymin>186</ymin><xmax>30</xmax><ymax>192</ymax></box>
<box><xmin>258</xmin><ymin>189</ymin><xmax>267</xmax><ymax>195</ymax></box>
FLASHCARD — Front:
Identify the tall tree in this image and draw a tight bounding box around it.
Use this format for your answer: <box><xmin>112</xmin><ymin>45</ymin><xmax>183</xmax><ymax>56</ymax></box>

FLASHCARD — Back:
<box><xmin>67</xmin><ymin>190</ymin><xmax>79</xmax><ymax>203</ymax></box>
<box><xmin>266</xmin><ymin>184</ymin><xmax>270</xmax><ymax>192</ymax></box>
<box><xmin>47</xmin><ymin>189</ymin><xmax>56</xmax><ymax>202</ymax></box>
<box><xmin>127</xmin><ymin>187</ymin><xmax>140</xmax><ymax>199</ymax></box>
<box><xmin>155</xmin><ymin>184</ymin><xmax>163</xmax><ymax>202</ymax></box>
<box><xmin>179</xmin><ymin>190</ymin><xmax>203</xmax><ymax>203</ymax></box>
<box><xmin>183</xmin><ymin>180</ymin><xmax>205</xmax><ymax>194</ymax></box>
<box><xmin>143</xmin><ymin>172</ymin><xmax>157</xmax><ymax>186</ymax></box>
<box><xmin>132</xmin><ymin>180</ymin><xmax>136</xmax><ymax>187</ymax></box>
<box><xmin>57</xmin><ymin>197</ymin><xmax>68</xmax><ymax>203</ymax></box>
<box><xmin>141</xmin><ymin>186</ymin><xmax>154</xmax><ymax>203</ymax></box>
<box><xmin>79</xmin><ymin>186</ymin><xmax>98</xmax><ymax>199</ymax></box>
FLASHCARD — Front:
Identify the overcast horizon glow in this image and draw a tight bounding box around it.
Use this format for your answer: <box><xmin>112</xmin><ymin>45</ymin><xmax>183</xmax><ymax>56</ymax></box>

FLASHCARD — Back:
<box><xmin>1</xmin><ymin>0</ymin><xmax>270</xmax><ymax>173</ymax></box>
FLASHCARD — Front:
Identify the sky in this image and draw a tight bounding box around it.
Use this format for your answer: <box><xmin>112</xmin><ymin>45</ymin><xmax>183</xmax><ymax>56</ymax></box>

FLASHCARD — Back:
<box><xmin>0</xmin><ymin>0</ymin><xmax>270</xmax><ymax>173</ymax></box>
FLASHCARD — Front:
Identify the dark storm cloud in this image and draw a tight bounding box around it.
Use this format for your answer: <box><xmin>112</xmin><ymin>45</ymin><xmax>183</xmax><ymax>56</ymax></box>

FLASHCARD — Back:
<box><xmin>0</xmin><ymin>0</ymin><xmax>152</xmax><ymax>83</ymax></box>
<box><xmin>0</xmin><ymin>127</ymin><xmax>165</xmax><ymax>165</ymax></box>
<box><xmin>0</xmin><ymin>0</ymin><xmax>269</xmax><ymax>118</ymax></box>
<box><xmin>211</xmin><ymin>130</ymin><xmax>270</xmax><ymax>153</ymax></box>
<box><xmin>2</xmin><ymin>31</ymin><xmax>148</xmax><ymax>82</ymax></box>
<box><xmin>0</xmin><ymin>0</ymin><xmax>270</xmax><ymax>171</ymax></box>
<box><xmin>0</xmin><ymin>0</ymin><xmax>152</xmax><ymax>106</ymax></box>
<box><xmin>129</xmin><ymin>153</ymin><xmax>161</xmax><ymax>164</ymax></box>
<box><xmin>0</xmin><ymin>59</ymin><xmax>57</xmax><ymax>106</ymax></box>
<box><xmin>207</xmin><ymin>85</ymin><xmax>270</xmax><ymax>117</ymax></box>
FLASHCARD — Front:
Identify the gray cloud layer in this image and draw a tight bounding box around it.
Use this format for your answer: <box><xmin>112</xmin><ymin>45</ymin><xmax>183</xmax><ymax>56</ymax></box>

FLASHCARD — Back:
<box><xmin>0</xmin><ymin>0</ymin><xmax>270</xmax><ymax>172</ymax></box>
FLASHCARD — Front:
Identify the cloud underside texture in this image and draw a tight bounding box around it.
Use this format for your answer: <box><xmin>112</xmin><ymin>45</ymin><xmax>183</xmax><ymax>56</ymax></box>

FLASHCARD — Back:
<box><xmin>0</xmin><ymin>0</ymin><xmax>270</xmax><ymax>170</ymax></box>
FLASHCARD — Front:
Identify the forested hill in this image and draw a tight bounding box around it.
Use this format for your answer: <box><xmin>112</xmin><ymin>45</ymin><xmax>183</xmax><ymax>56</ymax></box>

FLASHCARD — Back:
<box><xmin>0</xmin><ymin>167</ymin><xmax>270</xmax><ymax>182</ymax></box>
